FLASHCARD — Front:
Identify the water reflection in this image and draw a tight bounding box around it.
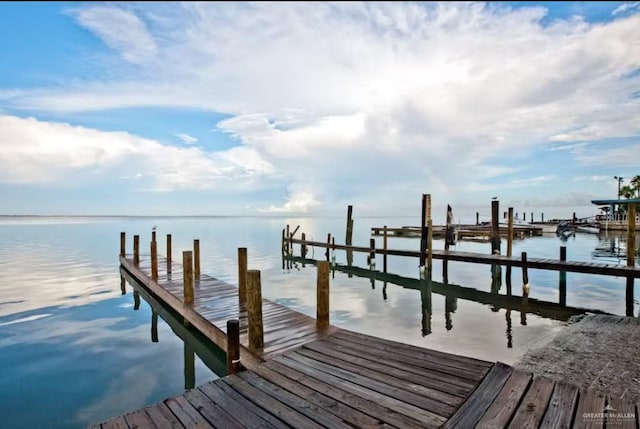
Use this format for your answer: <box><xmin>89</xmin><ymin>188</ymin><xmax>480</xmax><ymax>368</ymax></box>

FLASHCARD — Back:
<box><xmin>286</xmin><ymin>255</ymin><xmax>612</xmax><ymax>349</ymax></box>
<box><xmin>120</xmin><ymin>268</ymin><xmax>227</xmax><ymax>379</ymax></box>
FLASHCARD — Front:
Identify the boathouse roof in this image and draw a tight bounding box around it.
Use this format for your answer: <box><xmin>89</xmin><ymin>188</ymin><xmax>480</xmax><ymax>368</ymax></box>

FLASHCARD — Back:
<box><xmin>591</xmin><ymin>198</ymin><xmax>640</xmax><ymax>205</ymax></box>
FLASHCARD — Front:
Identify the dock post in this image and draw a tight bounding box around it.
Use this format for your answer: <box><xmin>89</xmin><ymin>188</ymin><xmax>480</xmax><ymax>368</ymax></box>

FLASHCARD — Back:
<box><xmin>183</xmin><ymin>251</ymin><xmax>194</xmax><ymax>304</ymax></box>
<box><xmin>281</xmin><ymin>228</ymin><xmax>286</xmax><ymax>254</ymax></box>
<box><xmin>247</xmin><ymin>270</ymin><xmax>264</xmax><ymax>350</ymax></box>
<box><xmin>151</xmin><ymin>311</ymin><xmax>158</xmax><ymax>342</ymax></box>
<box><xmin>626</xmin><ymin>276</ymin><xmax>634</xmax><ymax>317</ymax></box>
<box><xmin>317</xmin><ymin>261</ymin><xmax>330</xmax><ymax>329</ymax></box>
<box><xmin>531</xmin><ymin>212</ymin><xmax>533</xmax><ymax>223</ymax></box>
<box><xmin>193</xmin><ymin>239</ymin><xmax>200</xmax><ymax>278</ymax></box>
<box><xmin>420</xmin><ymin>194</ymin><xmax>428</xmax><ymax>267</ymax></box>
<box><xmin>427</xmin><ymin>194</ymin><xmax>433</xmax><ymax>274</ymax></box>
<box><xmin>542</xmin><ymin>213</ymin><xmax>544</xmax><ymax>223</ymax></box>
<box><xmin>559</xmin><ymin>246</ymin><xmax>567</xmax><ymax>306</ymax></box>
<box><xmin>238</xmin><ymin>248</ymin><xmax>247</xmax><ymax>302</ymax></box>
<box><xmin>491</xmin><ymin>200</ymin><xmax>501</xmax><ymax>254</ymax></box>
<box><xmin>476</xmin><ymin>212</ymin><xmax>479</xmax><ymax>226</ymax></box>
<box><xmin>507</xmin><ymin>207</ymin><xmax>514</xmax><ymax>257</ymax></box>
<box><xmin>345</xmin><ymin>205</ymin><xmax>354</xmax><ymax>269</ymax></box>
<box><xmin>369</xmin><ymin>238</ymin><xmax>376</xmax><ymax>269</ymax></box>
<box><xmin>152</xmin><ymin>230</ymin><xmax>156</xmax><ymax>244</ymax></box>
<box><xmin>523</xmin><ymin>212</ymin><xmax>526</xmax><ymax>222</ymax></box>
<box><xmin>166</xmin><ymin>234</ymin><xmax>172</xmax><ymax>274</ymax></box>
<box><xmin>120</xmin><ymin>232</ymin><xmax>126</xmax><ymax>257</ymax></box>
<box><xmin>226</xmin><ymin>319</ymin><xmax>240</xmax><ymax>375</ymax></box>
<box><xmin>325</xmin><ymin>233</ymin><xmax>331</xmax><ymax>261</ymax></box>
<box><xmin>383</xmin><ymin>226</ymin><xmax>388</xmax><ymax>273</ymax></box>
<box><xmin>628</xmin><ymin>202</ymin><xmax>636</xmax><ymax>267</ymax></box>
<box><xmin>151</xmin><ymin>241</ymin><xmax>158</xmax><ymax>281</ymax></box>
<box><xmin>184</xmin><ymin>343</ymin><xmax>195</xmax><ymax>390</ymax></box>
<box><xmin>285</xmin><ymin>225</ymin><xmax>290</xmax><ymax>254</ymax></box>
<box><xmin>301</xmin><ymin>233</ymin><xmax>307</xmax><ymax>258</ymax></box>
<box><xmin>120</xmin><ymin>275</ymin><xmax>126</xmax><ymax>295</ymax></box>
<box><xmin>521</xmin><ymin>251</ymin><xmax>529</xmax><ymax>326</ymax></box>
<box><xmin>133</xmin><ymin>235</ymin><xmax>140</xmax><ymax>266</ymax></box>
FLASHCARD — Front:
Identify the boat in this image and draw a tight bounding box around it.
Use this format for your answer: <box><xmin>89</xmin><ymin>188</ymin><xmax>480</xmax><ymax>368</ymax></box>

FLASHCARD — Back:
<box><xmin>575</xmin><ymin>225</ymin><xmax>600</xmax><ymax>235</ymax></box>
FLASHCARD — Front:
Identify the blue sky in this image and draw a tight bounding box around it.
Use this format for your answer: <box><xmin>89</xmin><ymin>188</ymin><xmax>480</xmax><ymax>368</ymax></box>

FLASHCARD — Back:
<box><xmin>1</xmin><ymin>2</ymin><xmax>639</xmax><ymax>219</ymax></box>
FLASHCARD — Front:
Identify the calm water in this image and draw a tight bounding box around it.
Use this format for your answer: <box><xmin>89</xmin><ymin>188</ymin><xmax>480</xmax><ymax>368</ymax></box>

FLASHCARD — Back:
<box><xmin>0</xmin><ymin>216</ymin><xmax>636</xmax><ymax>428</ymax></box>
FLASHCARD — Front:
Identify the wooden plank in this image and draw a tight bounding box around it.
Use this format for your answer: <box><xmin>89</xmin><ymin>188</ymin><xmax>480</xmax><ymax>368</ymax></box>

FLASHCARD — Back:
<box><xmin>198</xmin><ymin>382</ymin><xmax>276</xmax><ymax>429</ymax></box>
<box><xmin>507</xmin><ymin>376</ymin><xmax>555</xmax><ymax>429</ymax></box>
<box><xmin>322</xmin><ymin>335</ymin><xmax>475</xmax><ymax>388</ymax></box>
<box><xmin>124</xmin><ymin>409</ymin><xmax>157</xmax><ymax>429</ymax></box>
<box><xmin>144</xmin><ymin>403</ymin><xmax>185</xmax><ymax>429</ymax></box>
<box><xmin>539</xmin><ymin>381</ymin><xmax>579</xmax><ymax>429</ymax></box>
<box><xmin>574</xmin><ymin>389</ymin><xmax>606</xmax><ymax>429</ymax></box>
<box><xmin>476</xmin><ymin>370</ymin><xmax>532</xmax><ymax>428</ymax></box>
<box><xmin>268</xmin><ymin>357</ymin><xmax>426</xmax><ymax>429</ymax></box>
<box><xmin>101</xmin><ymin>416</ymin><xmax>128</xmax><ymax>429</ymax></box>
<box><xmin>213</xmin><ymin>380</ymin><xmax>289</xmax><ymax>429</ymax></box>
<box><xmin>282</xmin><ymin>352</ymin><xmax>446</xmax><ymax>427</ymax></box>
<box><xmin>442</xmin><ymin>362</ymin><xmax>513</xmax><ymax>429</ymax></box>
<box><xmin>183</xmin><ymin>388</ymin><xmax>244</xmax><ymax>429</ymax></box>
<box><xmin>222</xmin><ymin>374</ymin><xmax>325</xmax><ymax>429</ymax></box>
<box><xmin>295</xmin><ymin>345</ymin><xmax>458</xmax><ymax>415</ymax></box>
<box><xmin>304</xmin><ymin>339</ymin><xmax>468</xmax><ymax>401</ymax></box>
<box><xmin>251</xmin><ymin>363</ymin><xmax>386</xmax><ymax>428</ymax></box>
<box><xmin>165</xmin><ymin>396</ymin><xmax>214</xmax><ymax>428</ymax></box>
<box><xmin>238</xmin><ymin>371</ymin><xmax>350</xmax><ymax>428</ymax></box>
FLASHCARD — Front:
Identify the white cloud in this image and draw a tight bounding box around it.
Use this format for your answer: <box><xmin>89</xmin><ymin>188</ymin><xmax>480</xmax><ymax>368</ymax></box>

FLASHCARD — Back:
<box><xmin>259</xmin><ymin>185</ymin><xmax>321</xmax><ymax>213</ymax></box>
<box><xmin>0</xmin><ymin>115</ymin><xmax>274</xmax><ymax>191</ymax></box>
<box><xmin>612</xmin><ymin>2</ymin><xmax>640</xmax><ymax>16</ymax></box>
<box><xmin>2</xmin><ymin>3</ymin><xmax>640</xmax><ymax>212</ymax></box>
<box><xmin>70</xmin><ymin>6</ymin><xmax>157</xmax><ymax>64</ymax></box>
<box><xmin>175</xmin><ymin>133</ymin><xmax>197</xmax><ymax>145</ymax></box>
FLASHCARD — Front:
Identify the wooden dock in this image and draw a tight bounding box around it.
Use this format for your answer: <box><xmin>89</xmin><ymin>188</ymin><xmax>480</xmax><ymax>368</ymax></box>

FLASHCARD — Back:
<box><xmin>371</xmin><ymin>224</ymin><xmax>544</xmax><ymax>240</ymax></box>
<box><xmin>289</xmin><ymin>238</ymin><xmax>640</xmax><ymax>278</ymax></box>
<box><xmin>95</xmin><ymin>233</ymin><xmax>638</xmax><ymax>428</ymax></box>
<box><xmin>120</xmin><ymin>253</ymin><xmax>336</xmax><ymax>370</ymax></box>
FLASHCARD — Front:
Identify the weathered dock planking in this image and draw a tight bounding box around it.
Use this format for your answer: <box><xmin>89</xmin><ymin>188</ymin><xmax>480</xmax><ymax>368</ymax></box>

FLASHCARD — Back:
<box><xmin>96</xmin><ymin>236</ymin><xmax>638</xmax><ymax>428</ymax></box>
<box><xmin>120</xmin><ymin>253</ymin><xmax>337</xmax><ymax>369</ymax></box>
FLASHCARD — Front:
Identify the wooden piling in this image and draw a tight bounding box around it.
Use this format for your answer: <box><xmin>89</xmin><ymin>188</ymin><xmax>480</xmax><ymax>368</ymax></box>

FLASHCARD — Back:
<box><xmin>476</xmin><ymin>212</ymin><xmax>479</xmax><ymax>226</ymax></box>
<box><xmin>301</xmin><ymin>233</ymin><xmax>307</xmax><ymax>258</ymax></box>
<box><xmin>383</xmin><ymin>226</ymin><xmax>388</xmax><ymax>273</ymax></box>
<box><xmin>133</xmin><ymin>235</ymin><xmax>140</xmax><ymax>266</ymax></box>
<box><xmin>281</xmin><ymin>228</ymin><xmax>286</xmax><ymax>254</ymax></box>
<box><xmin>325</xmin><ymin>233</ymin><xmax>331</xmax><ymax>261</ymax></box>
<box><xmin>120</xmin><ymin>232</ymin><xmax>126</xmax><ymax>257</ymax></box>
<box><xmin>531</xmin><ymin>212</ymin><xmax>533</xmax><ymax>223</ymax></box>
<box><xmin>428</xmin><ymin>195</ymin><xmax>434</xmax><ymax>271</ymax></box>
<box><xmin>369</xmin><ymin>238</ymin><xmax>375</xmax><ymax>267</ymax></box>
<box><xmin>184</xmin><ymin>343</ymin><xmax>195</xmax><ymax>390</ymax></box>
<box><xmin>226</xmin><ymin>319</ymin><xmax>240</xmax><ymax>375</ymax></box>
<box><xmin>152</xmin><ymin>230</ymin><xmax>156</xmax><ymax>243</ymax></box>
<box><xmin>572</xmin><ymin>212</ymin><xmax>577</xmax><ymax>223</ymax></box>
<box><xmin>626</xmin><ymin>276</ymin><xmax>634</xmax><ymax>317</ymax></box>
<box><xmin>507</xmin><ymin>207</ymin><xmax>514</xmax><ymax>258</ymax></box>
<box><xmin>542</xmin><ymin>213</ymin><xmax>544</xmax><ymax>223</ymax></box>
<box><xmin>559</xmin><ymin>246</ymin><xmax>567</xmax><ymax>306</ymax></box>
<box><xmin>420</xmin><ymin>194</ymin><xmax>428</xmax><ymax>267</ymax></box>
<box><xmin>247</xmin><ymin>270</ymin><xmax>264</xmax><ymax>350</ymax></box>
<box><xmin>317</xmin><ymin>261</ymin><xmax>330</xmax><ymax>329</ymax></box>
<box><xmin>628</xmin><ymin>202</ymin><xmax>636</xmax><ymax>267</ymax></box>
<box><xmin>238</xmin><ymin>248</ymin><xmax>247</xmax><ymax>302</ymax></box>
<box><xmin>285</xmin><ymin>225</ymin><xmax>290</xmax><ymax>254</ymax></box>
<box><xmin>491</xmin><ymin>200</ymin><xmax>500</xmax><ymax>254</ymax></box>
<box><xmin>120</xmin><ymin>275</ymin><xmax>126</xmax><ymax>295</ymax></box>
<box><xmin>183</xmin><ymin>251</ymin><xmax>194</xmax><ymax>304</ymax></box>
<box><xmin>194</xmin><ymin>239</ymin><xmax>200</xmax><ymax>278</ymax></box>
<box><xmin>523</xmin><ymin>212</ymin><xmax>526</xmax><ymax>222</ymax></box>
<box><xmin>345</xmin><ymin>205</ymin><xmax>353</xmax><ymax>245</ymax></box>
<box><xmin>522</xmin><ymin>251</ymin><xmax>529</xmax><ymax>296</ymax></box>
<box><xmin>151</xmin><ymin>241</ymin><xmax>158</xmax><ymax>281</ymax></box>
<box><xmin>167</xmin><ymin>234</ymin><xmax>172</xmax><ymax>274</ymax></box>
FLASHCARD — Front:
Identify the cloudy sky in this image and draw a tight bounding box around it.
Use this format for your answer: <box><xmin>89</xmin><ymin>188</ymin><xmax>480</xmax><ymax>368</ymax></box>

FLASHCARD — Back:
<box><xmin>1</xmin><ymin>2</ymin><xmax>639</xmax><ymax>219</ymax></box>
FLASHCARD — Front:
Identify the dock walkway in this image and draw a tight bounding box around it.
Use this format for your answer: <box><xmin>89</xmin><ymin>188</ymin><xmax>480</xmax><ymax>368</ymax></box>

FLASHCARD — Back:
<box><xmin>95</xmin><ymin>252</ymin><xmax>638</xmax><ymax>428</ymax></box>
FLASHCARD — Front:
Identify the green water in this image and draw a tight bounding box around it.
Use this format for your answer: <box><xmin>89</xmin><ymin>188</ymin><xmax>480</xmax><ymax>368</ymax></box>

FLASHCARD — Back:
<box><xmin>0</xmin><ymin>216</ymin><xmax>635</xmax><ymax>428</ymax></box>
